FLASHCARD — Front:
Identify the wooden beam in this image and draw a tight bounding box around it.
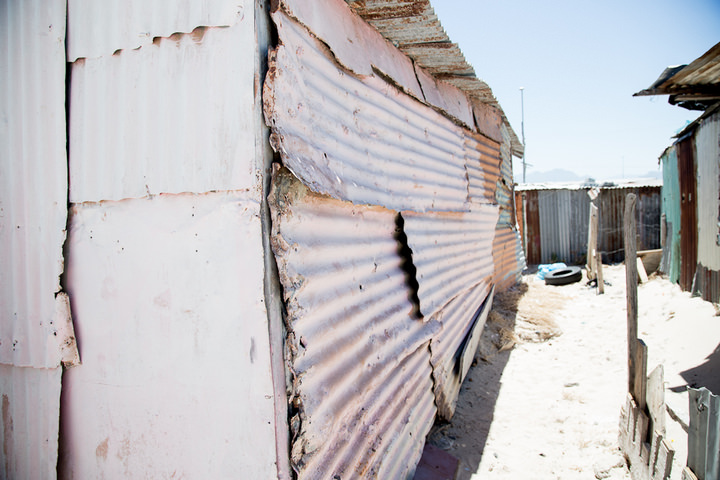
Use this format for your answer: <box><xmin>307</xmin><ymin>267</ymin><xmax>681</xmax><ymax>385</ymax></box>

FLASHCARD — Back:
<box><xmin>625</xmin><ymin>193</ymin><xmax>639</xmax><ymax>397</ymax></box>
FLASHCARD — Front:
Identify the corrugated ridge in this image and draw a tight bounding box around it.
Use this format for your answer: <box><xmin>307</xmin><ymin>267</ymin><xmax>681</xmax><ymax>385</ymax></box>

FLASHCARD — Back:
<box><xmin>695</xmin><ymin>114</ymin><xmax>720</xmax><ymax>271</ymax></box>
<box><xmin>308</xmin><ymin>344</ymin><xmax>436</xmax><ymax>479</ymax></box>
<box><xmin>267</xmin><ymin>12</ymin><xmax>469</xmax><ymax>213</ymax></box>
<box><xmin>69</xmin><ymin>21</ymin><xmax>256</xmax><ymax>203</ymax></box>
<box><xmin>494</xmin><ymin>227</ymin><xmax>524</xmax><ymax>291</ymax></box>
<box><xmin>402</xmin><ymin>206</ymin><xmax>498</xmax><ymax>318</ymax></box>
<box><xmin>66</xmin><ymin>0</ymin><xmax>244</xmax><ymax>61</ymax></box>
<box><xmin>0</xmin><ymin>0</ymin><xmax>67</xmax><ymax>368</ymax></box>
<box><xmin>465</xmin><ymin>132</ymin><xmax>501</xmax><ymax>204</ymax></box>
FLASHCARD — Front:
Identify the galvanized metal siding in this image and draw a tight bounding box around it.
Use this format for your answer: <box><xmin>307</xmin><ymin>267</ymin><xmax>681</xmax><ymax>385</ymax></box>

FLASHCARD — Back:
<box><xmin>694</xmin><ymin>112</ymin><xmax>720</xmax><ymax>271</ymax></box>
<box><xmin>0</xmin><ymin>0</ymin><xmax>68</xmax><ymax>369</ymax></box>
<box><xmin>69</xmin><ymin>20</ymin><xmax>258</xmax><ymax>203</ymax></box>
<box><xmin>67</xmin><ymin>0</ymin><xmax>245</xmax><ymax>61</ymax></box>
<box><xmin>0</xmin><ymin>365</ymin><xmax>62</xmax><ymax>479</ymax></box>
<box><xmin>60</xmin><ymin>192</ymin><xmax>278</xmax><ymax>479</ymax></box>
<box><xmin>402</xmin><ymin>206</ymin><xmax>498</xmax><ymax>318</ymax></box>
<box><xmin>538</xmin><ymin>190</ymin><xmax>572</xmax><ymax>264</ymax></box>
<box><xmin>660</xmin><ymin>147</ymin><xmax>681</xmax><ymax>282</ymax></box>
<box><xmin>269</xmin><ymin>169</ymin><xmax>437</xmax><ymax>480</ymax></box>
<box><xmin>265</xmin><ymin>11</ymin><xmax>468</xmax><ymax>213</ymax></box>
<box><xmin>429</xmin><ymin>282</ymin><xmax>492</xmax><ymax>420</ymax></box>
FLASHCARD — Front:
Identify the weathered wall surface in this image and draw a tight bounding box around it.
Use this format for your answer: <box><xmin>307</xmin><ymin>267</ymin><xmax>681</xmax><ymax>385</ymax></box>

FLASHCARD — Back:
<box><xmin>264</xmin><ymin>1</ymin><xmax>523</xmax><ymax>477</ymax></box>
<box><xmin>0</xmin><ymin>1</ymin><xmax>76</xmax><ymax>478</ymax></box>
<box><xmin>57</xmin><ymin>1</ymin><xmax>282</xmax><ymax>478</ymax></box>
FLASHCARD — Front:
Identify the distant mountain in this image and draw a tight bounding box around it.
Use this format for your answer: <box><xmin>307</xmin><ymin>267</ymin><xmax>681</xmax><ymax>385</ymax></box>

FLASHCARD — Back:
<box><xmin>523</xmin><ymin>168</ymin><xmax>583</xmax><ymax>184</ymax></box>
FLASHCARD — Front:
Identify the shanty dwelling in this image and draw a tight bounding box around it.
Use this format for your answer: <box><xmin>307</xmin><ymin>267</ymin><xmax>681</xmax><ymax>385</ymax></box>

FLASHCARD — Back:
<box><xmin>514</xmin><ymin>182</ymin><xmax>661</xmax><ymax>265</ymax></box>
<box><xmin>0</xmin><ymin>0</ymin><xmax>526</xmax><ymax>478</ymax></box>
<box><xmin>635</xmin><ymin>42</ymin><xmax>720</xmax><ymax>303</ymax></box>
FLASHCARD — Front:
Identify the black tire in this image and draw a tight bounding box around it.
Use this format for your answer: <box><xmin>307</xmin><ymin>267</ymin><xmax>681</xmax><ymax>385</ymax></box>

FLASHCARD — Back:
<box><xmin>544</xmin><ymin>266</ymin><xmax>582</xmax><ymax>286</ymax></box>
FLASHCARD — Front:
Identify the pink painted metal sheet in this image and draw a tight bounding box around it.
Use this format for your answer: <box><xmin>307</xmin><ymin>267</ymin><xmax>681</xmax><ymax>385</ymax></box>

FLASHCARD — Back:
<box><xmin>69</xmin><ymin>21</ymin><xmax>258</xmax><ymax>203</ymax></box>
<box><xmin>0</xmin><ymin>0</ymin><xmax>70</xmax><ymax>369</ymax></box>
<box><xmin>67</xmin><ymin>0</ymin><xmax>245</xmax><ymax>61</ymax></box>
<box><xmin>60</xmin><ymin>192</ymin><xmax>278</xmax><ymax>478</ymax></box>
<box><xmin>0</xmin><ymin>365</ymin><xmax>62</xmax><ymax>480</ymax></box>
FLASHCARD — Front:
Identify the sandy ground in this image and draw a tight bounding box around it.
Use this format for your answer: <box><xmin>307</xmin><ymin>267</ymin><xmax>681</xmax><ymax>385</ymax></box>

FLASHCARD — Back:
<box><xmin>427</xmin><ymin>264</ymin><xmax>720</xmax><ymax>479</ymax></box>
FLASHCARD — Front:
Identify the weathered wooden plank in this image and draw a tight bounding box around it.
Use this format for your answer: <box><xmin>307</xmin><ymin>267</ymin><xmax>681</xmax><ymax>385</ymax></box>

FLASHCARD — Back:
<box><xmin>647</xmin><ymin>365</ymin><xmax>666</xmax><ymax>435</ymax></box>
<box><xmin>620</xmin><ymin>393</ymin><xmax>676</xmax><ymax>480</ymax></box>
<box><xmin>637</xmin><ymin>257</ymin><xmax>649</xmax><ymax>283</ymax></box>
<box><xmin>634</xmin><ymin>339</ymin><xmax>648</xmax><ymax>412</ymax></box>
<box><xmin>625</xmin><ymin>193</ymin><xmax>639</xmax><ymax>398</ymax></box>
<box><xmin>597</xmin><ymin>249</ymin><xmax>605</xmax><ymax>295</ymax></box>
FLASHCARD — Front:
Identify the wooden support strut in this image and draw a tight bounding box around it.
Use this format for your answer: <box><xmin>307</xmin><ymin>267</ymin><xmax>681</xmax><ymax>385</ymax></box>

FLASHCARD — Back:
<box><xmin>625</xmin><ymin>193</ymin><xmax>646</xmax><ymax>408</ymax></box>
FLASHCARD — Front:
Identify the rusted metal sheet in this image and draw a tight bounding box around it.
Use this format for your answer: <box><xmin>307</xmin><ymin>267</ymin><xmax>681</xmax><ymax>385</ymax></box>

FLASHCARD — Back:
<box><xmin>344</xmin><ymin>0</ymin><xmax>524</xmax><ymax>156</ymax></box>
<box><xmin>634</xmin><ymin>42</ymin><xmax>720</xmax><ymax>109</ymax></box>
<box><xmin>67</xmin><ymin>0</ymin><xmax>245</xmax><ymax>61</ymax></box>
<box><xmin>0</xmin><ymin>0</ymin><xmax>69</xmax><ymax>369</ymax></box>
<box><xmin>0</xmin><ymin>365</ymin><xmax>62</xmax><ymax>479</ymax></box>
<box><xmin>493</xmin><ymin>226</ymin><xmax>525</xmax><ymax>291</ymax></box>
<box><xmin>523</xmin><ymin>190</ymin><xmax>542</xmax><ymax>264</ymax></box>
<box><xmin>692</xmin><ymin>263</ymin><xmax>720</xmax><ymax>304</ymax></box>
<box><xmin>60</xmin><ymin>192</ymin><xmax>278</xmax><ymax>478</ymax></box>
<box><xmin>694</xmin><ymin>112</ymin><xmax>720</xmax><ymax>271</ymax></box>
<box><xmin>265</xmin><ymin>11</ymin><xmax>468</xmax><ymax>213</ymax></box>
<box><xmin>429</xmin><ymin>282</ymin><xmax>493</xmax><ymax>419</ymax></box>
<box><xmin>465</xmin><ymin>132</ymin><xmax>501</xmax><ymax>204</ymax></box>
<box><xmin>69</xmin><ymin>20</ymin><xmax>258</xmax><ymax>203</ymax></box>
<box><xmin>402</xmin><ymin>205</ymin><xmax>499</xmax><ymax>318</ymax></box>
<box><xmin>269</xmin><ymin>167</ymin><xmax>437</xmax><ymax>479</ymax></box>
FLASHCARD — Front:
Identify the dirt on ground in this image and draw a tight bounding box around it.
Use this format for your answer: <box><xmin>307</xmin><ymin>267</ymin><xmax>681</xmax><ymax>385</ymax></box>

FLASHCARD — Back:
<box><xmin>427</xmin><ymin>264</ymin><xmax>720</xmax><ymax>480</ymax></box>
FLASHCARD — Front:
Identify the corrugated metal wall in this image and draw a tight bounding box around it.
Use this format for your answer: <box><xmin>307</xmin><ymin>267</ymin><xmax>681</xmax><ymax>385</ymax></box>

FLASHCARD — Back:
<box><xmin>0</xmin><ymin>1</ymin><xmax>72</xmax><ymax>478</ymax></box>
<box><xmin>677</xmin><ymin>137</ymin><xmax>699</xmax><ymax>291</ymax></box>
<box><xmin>661</xmin><ymin>147</ymin><xmax>681</xmax><ymax>283</ymax></box>
<box><xmin>264</xmin><ymin>1</ymin><xmax>523</xmax><ymax>477</ymax></box>
<box><xmin>269</xmin><ymin>169</ymin><xmax>438</xmax><ymax>479</ymax></box>
<box><xmin>516</xmin><ymin>186</ymin><xmax>661</xmax><ymax>265</ymax></box>
<box><xmin>690</xmin><ymin>112</ymin><xmax>720</xmax><ymax>302</ymax></box>
<box><xmin>598</xmin><ymin>187</ymin><xmax>661</xmax><ymax>263</ymax></box>
<box><xmin>659</xmin><ymin>111</ymin><xmax>720</xmax><ymax>303</ymax></box>
<box><xmin>59</xmin><ymin>2</ymin><xmax>282</xmax><ymax>478</ymax></box>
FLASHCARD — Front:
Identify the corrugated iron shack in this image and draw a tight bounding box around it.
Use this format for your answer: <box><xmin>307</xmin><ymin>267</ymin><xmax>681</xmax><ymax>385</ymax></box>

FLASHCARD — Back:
<box><xmin>1</xmin><ymin>0</ymin><xmax>526</xmax><ymax>478</ymax></box>
<box><xmin>515</xmin><ymin>182</ymin><xmax>662</xmax><ymax>265</ymax></box>
<box><xmin>636</xmin><ymin>42</ymin><xmax>720</xmax><ymax>302</ymax></box>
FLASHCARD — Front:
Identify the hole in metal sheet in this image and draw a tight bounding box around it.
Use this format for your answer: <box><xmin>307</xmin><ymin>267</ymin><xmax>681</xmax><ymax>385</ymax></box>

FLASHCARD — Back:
<box><xmin>394</xmin><ymin>213</ymin><xmax>423</xmax><ymax>320</ymax></box>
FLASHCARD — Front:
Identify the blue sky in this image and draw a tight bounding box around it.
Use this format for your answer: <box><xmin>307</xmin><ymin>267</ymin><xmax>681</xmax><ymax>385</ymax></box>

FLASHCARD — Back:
<box><xmin>431</xmin><ymin>0</ymin><xmax>720</xmax><ymax>183</ymax></box>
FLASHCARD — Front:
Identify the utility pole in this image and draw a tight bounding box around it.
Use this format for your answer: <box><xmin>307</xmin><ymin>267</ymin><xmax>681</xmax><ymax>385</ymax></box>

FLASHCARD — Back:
<box><xmin>520</xmin><ymin>87</ymin><xmax>526</xmax><ymax>183</ymax></box>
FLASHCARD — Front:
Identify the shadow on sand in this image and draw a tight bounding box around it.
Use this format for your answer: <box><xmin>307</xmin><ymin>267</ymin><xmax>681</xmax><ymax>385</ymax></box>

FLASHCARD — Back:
<box><xmin>423</xmin><ymin>283</ymin><xmax>528</xmax><ymax>479</ymax></box>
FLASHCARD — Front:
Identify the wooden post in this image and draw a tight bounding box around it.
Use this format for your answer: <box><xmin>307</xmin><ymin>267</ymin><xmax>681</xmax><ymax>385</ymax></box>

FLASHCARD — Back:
<box><xmin>624</xmin><ymin>193</ymin><xmax>646</xmax><ymax>407</ymax></box>
<box><xmin>587</xmin><ymin>204</ymin><xmax>597</xmax><ymax>280</ymax></box>
<box><xmin>596</xmin><ymin>249</ymin><xmax>604</xmax><ymax>294</ymax></box>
